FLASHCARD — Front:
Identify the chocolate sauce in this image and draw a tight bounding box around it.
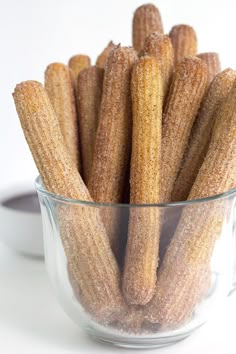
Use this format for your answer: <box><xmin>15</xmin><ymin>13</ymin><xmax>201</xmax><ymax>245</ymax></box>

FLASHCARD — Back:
<box><xmin>2</xmin><ymin>193</ymin><xmax>40</xmax><ymax>213</ymax></box>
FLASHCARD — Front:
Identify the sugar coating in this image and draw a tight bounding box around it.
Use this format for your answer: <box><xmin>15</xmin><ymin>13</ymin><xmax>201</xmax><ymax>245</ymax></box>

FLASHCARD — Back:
<box><xmin>169</xmin><ymin>24</ymin><xmax>197</xmax><ymax>65</ymax></box>
<box><xmin>68</xmin><ymin>54</ymin><xmax>91</xmax><ymax>88</ymax></box>
<box><xmin>96</xmin><ymin>41</ymin><xmax>116</xmax><ymax>69</ymax></box>
<box><xmin>122</xmin><ymin>57</ymin><xmax>162</xmax><ymax>305</ymax></box>
<box><xmin>13</xmin><ymin>81</ymin><xmax>126</xmax><ymax>323</ymax></box>
<box><xmin>45</xmin><ymin>62</ymin><xmax>80</xmax><ymax>169</ymax></box>
<box><xmin>197</xmin><ymin>52</ymin><xmax>221</xmax><ymax>87</ymax></box>
<box><xmin>88</xmin><ymin>46</ymin><xmax>137</xmax><ymax>255</ymax></box>
<box><xmin>172</xmin><ymin>68</ymin><xmax>236</xmax><ymax>202</ymax></box>
<box><xmin>77</xmin><ymin>66</ymin><xmax>104</xmax><ymax>184</ymax></box>
<box><xmin>144</xmin><ymin>32</ymin><xmax>174</xmax><ymax>99</ymax></box>
<box><xmin>146</xmin><ymin>78</ymin><xmax>236</xmax><ymax>325</ymax></box>
<box><xmin>132</xmin><ymin>4</ymin><xmax>164</xmax><ymax>54</ymax></box>
<box><xmin>161</xmin><ymin>56</ymin><xmax>208</xmax><ymax>202</ymax></box>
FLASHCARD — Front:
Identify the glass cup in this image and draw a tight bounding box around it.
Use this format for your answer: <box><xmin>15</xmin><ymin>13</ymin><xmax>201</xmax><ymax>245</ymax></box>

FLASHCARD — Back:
<box><xmin>35</xmin><ymin>176</ymin><xmax>236</xmax><ymax>349</ymax></box>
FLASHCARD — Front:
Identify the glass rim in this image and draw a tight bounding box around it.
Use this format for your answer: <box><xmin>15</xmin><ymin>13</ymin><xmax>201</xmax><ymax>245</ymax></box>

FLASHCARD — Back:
<box><xmin>35</xmin><ymin>175</ymin><xmax>236</xmax><ymax>208</ymax></box>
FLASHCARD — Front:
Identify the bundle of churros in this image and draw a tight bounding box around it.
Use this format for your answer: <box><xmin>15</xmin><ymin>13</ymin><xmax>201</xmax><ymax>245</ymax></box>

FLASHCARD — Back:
<box><xmin>13</xmin><ymin>3</ymin><xmax>236</xmax><ymax>333</ymax></box>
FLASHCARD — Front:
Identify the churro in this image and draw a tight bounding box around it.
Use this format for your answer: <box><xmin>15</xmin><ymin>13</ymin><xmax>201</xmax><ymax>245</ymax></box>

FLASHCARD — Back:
<box><xmin>172</xmin><ymin>68</ymin><xmax>236</xmax><ymax>202</ymax></box>
<box><xmin>122</xmin><ymin>57</ymin><xmax>162</xmax><ymax>305</ymax></box>
<box><xmin>189</xmin><ymin>79</ymin><xmax>236</xmax><ymax>199</ymax></box>
<box><xmin>88</xmin><ymin>46</ymin><xmax>137</xmax><ymax>254</ymax></box>
<box><xmin>158</xmin><ymin>206</ymin><xmax>183</xmax><ymax>264</ymax></box>
<box><xmin>169</xmin><ymin>25</ymin><xmax>197</xmax><ymax>65</ymax></box>
<box><xmin>45</xmin><ymin>63</ymin><xmax>80</xmax><ymax>168</ymax></box>
<box><xmin>197</xmin><ymin>52</ymin><xmax>221</xmax><ymax>87</ymax></box>
<box><xmin>146</xmin><ymin>78</ymin><xmax>236</xmax><ymax>326</ymax></box>
<box><xmin>77</xmin><ymin>66</ymin><xmax>104</xmax><ymax>184</ymax></box>
<box><xmin>13</xmin><ymin>81</ymin><xmax>125</xmax><ymax>323</ymax></box>
<box><xmin>118</xmin><ymin>306</ymin><xmax>144</xmax><ymax>334</ymax></box>
<box><xmin>161</xmin><ymin>56</ymin><xmax>207</xmax><ymax>202</ymax></box>
<box><xmin>68</xmin><ymin>54</ymin><xmax>91</xmax><ymax>90</ymax></box>
<box><xmin>96</xmin><ymin>41</ymin><xmax>116</xmax><ymax>69</ymax></box>
<box><xmin>144</xmin><ymin>33</ymin><xmax>174</xmax><ymax>98</ymax></box>
<box><xmin>132</xmin><ymin>4</ymin><xmax>163</xmax><ymax>54</ymax></box>
<box><xmin>12</xmin><ymin>2</ymin><xmax>236</xmax><ymax>336</ymax></box>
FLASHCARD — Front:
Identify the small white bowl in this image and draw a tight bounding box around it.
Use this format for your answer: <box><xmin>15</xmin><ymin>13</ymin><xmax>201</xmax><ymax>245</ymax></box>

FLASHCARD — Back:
<box><xmin>0</xmin><ymin>183</ymin><xmax>44</xmax><ymax>257</ymax></box>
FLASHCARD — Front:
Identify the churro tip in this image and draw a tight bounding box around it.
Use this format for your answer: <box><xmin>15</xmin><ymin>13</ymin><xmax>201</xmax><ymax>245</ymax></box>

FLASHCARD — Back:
<box><xmin>134</xmin><ymin>3</ymin><xmax>161</xmax><ymax>13</ymax></box>
<box><xmin>170</xmin><ymin>23</ymin><xmax>196</xmax><ymax>33</ymax></box>
<box><xmin>13</xmin><ymin>80</ymin><xmax>44</xmax><ymax>100</ymax></box>
<box><xmin>45</xmin><ymin>62</ymin><xmax>66</xmax><ymax>72</ymax></box>
<box><xmin>14</xmin><ymin>80</ymin><xmax>42</xmax><ymax>90</ymax></box>
<box><xmin>178</xmin><ymin>55</ymin><xmax>207</xmax><ymax>72</ymax></box>
<box><xmin>68</xmin><ymin>54</ymin><xmax>90</xmax><ymax>62</ymax></box>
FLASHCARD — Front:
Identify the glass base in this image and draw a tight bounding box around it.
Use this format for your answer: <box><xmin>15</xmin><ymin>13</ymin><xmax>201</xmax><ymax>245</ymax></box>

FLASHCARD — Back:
<box><xmin>86</xmin><ymin>321</ymin><xmax>205</xmax><ymax>349</ymax></box>
<box><xmin>91</xmin><ymin>333</ymin><xmax>188</xmax><ymax>349</ymax></box>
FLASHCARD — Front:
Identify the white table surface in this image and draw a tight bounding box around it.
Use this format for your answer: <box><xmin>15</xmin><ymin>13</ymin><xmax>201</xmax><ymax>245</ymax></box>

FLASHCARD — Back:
<box><xmin>0</xmin><ymin>243</ymin><xmax>236</xmax><ymax>354</ymax></box>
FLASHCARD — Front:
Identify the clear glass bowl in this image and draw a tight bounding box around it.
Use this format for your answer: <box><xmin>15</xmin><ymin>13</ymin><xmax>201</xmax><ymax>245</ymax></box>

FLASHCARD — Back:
<box><xmin>35</xmin><ymin>176</ymin><xmax>236</xmax><ymax>349</ymax></box>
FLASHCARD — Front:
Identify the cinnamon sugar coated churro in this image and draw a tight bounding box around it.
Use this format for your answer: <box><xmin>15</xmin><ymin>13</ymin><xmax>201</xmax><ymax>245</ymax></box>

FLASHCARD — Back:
<box><xmin>172</xmin><ymin>68</ymin><xmax>236</xmax><ymax>202</ymax></box>
<box><xmin>96</xmin><ymin>41</ymin><xmax>116</xmax><ymax>69</ymax></box>
<box><xmin>122</xmin><ymin>57</ymin><xmax>162</xmax><ymax>305</ymax></box>
<box><xmin>132</xmin><ymin>4</ymin><xmax>163</xmax><ymax>53</ymax></box>
<box><xmin>189</xmin><ymin>79</ymin><xmax>236</xmax><ymax>199</ymax></box>
<box><xmin>88</xmin><ymin>46</ymin><xmax>137</xmax><ymax>254</ymax></box>
<box><xmin>161</xmin><ymin>56</ymin><xmax>207</xmax><ymax>202</ymax></box>
<box><xmin>197</xmin><ymin>52</ymin><xmax>221</xmax><ymax>87</ymax></box>
<box><xmin>77</xmin><ymin>66</ymin><xmax>104</xmax><ymax>184</ymax></box>
<box><xmin>12</xmin><ymin>2</ymin><xmax>236</xmax><ymax>337</ymax></box>
<box><xmin>169</xmin><ymin>25</ymin><xmax>197</xmax><ymax>65</ymax></box>
<box><xmin>13</xmin><ymin>81</ymin><xmax>126</xmax><ymax>323</ymax></box>
<box><xmin>146</xmin><ymin>79</ymin><xmax>236</xmax><ymax>326</ymax></box>
<box><xmin>68</xmin><ymin>54</ymin><xmax>91</xmax><ymax>89</ymax></box>
<box><xmin>144</xmin><ymin>33</ymin><xmax>174</xmax><ymax>98</ymax></box>
<box><xmin>45</xmin><ymin>63</ymin><xmax>80</xmax><ymax>168</ymax></box>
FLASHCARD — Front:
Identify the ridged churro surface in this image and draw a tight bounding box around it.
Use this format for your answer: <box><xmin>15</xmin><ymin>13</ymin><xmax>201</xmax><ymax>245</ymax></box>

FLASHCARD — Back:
<box><xmin>13</xmin><ymin>81</ymin><xmax>125</xmax><ymax>323</ymax></box>
<box><xmin>96</xmin><ymin>41</ymin><xmax>116</xmax><ymax>69</ymax></box>
<box><xmin>146</xmin><ymin>78</ymin><xmax>236</xmax><ymax>326</ymax></box>
<box><xmin>169</xmin><ymin>25</ymin><xmax>197</xmax><ymax>65</ymax></box>
<box><xmin>189</xmin><ymin>79</ymin><xmax>236</xmax><ymax>199</ymax></box>
<box><xmin>172</xmin><ymin>68</ymin><xmax>236</xmax><ymax>202</ymax></box>
<box><xmin>146</xmin><ymin>214</ymin><xmax>216</xmax><ymax>326</ymax></box>
<box><xmin>122</xmin><ymin>57</ymin><xmax>162</xmax><ymax>305</ymax></box>
<box><xmin>45</xmin><ymin>63</ymin><xmax>80</xmax><ymax>168</ymax></box>
<box><xmin>132</xmin><ymin>4</ymin><xmax>163</xmax><ymax>53</ymax></box>
<box><xmin>144</xmin><ymin>33</ymin><xmax>174</xmax><ymax>98</ymax></box>
<box><xmin>197</xmin><ymin>52</ymin><xmax>221</xmax><ymax>87</ymax></box>
<box><xmin>68</xmin><ymin>54</ymin><xmax>91</xmax><ymax>89</ymax></box>
<box><xmin>77</xmin><ymin>66</ymin><xmax>104</xmax><ymax>184</ymax></box>
<box><xmin>161</xmin><ymin>56</ymin><xmax>207</xmax><ymax>202</ymax></box>
<box><xmin>88</xmin><ymin>46</ymin><xmax>137</xmax><ymax>253</ymax></box>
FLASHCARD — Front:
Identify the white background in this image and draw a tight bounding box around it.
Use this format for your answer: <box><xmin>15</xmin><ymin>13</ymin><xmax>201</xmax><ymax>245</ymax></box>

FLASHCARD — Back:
<box><xmin>1</xmin><ymin>0</ymin><xmax>236</xmax><ymax>353</ymax></box>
